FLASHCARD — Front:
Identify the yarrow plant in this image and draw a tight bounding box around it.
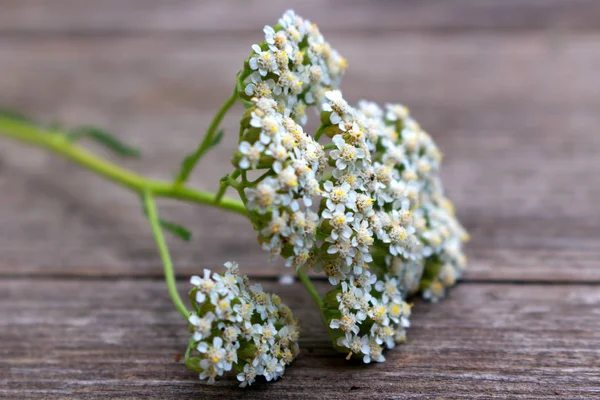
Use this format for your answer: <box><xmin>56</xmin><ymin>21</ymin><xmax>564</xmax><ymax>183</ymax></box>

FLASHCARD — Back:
<box><xmin>0</xmin><ymin>10</ymin><xmax>467</xmax><ymax>386</ymax></box>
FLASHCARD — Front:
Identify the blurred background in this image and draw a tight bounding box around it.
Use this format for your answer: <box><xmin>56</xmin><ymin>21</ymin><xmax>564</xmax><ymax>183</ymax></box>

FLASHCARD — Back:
<box><xmin>0</xmin><ymin>0</ymin><xmax>599</xmax><ymax>281</ymax></box>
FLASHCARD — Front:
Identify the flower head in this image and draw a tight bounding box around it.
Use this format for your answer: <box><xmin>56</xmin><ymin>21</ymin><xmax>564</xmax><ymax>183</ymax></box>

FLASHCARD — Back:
<box><xmin>186</xmin><ymin>262</ymin><xmax>299</xmax><ymax>387</ymax></box>
<box><xmin>229</xmin><ymin>9</ymin><xmax>467</xmax><ymax>366</ymax></box>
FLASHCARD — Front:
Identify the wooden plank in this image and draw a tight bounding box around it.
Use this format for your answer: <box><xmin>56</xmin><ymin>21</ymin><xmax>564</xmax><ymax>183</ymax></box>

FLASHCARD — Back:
<box><xmin>1</xmin><ymin>279</ymin><xmax>599</xmax><ymax>398</ymax></box>
<box><xmin>2</xmin><ymin>0</ymin><xmax>600</xmax><ymax>35</ymax></box>
<box><xmin>0</xmin><ymin>34</ymin><xmax>599</xmax><ymax>280</ymax></box>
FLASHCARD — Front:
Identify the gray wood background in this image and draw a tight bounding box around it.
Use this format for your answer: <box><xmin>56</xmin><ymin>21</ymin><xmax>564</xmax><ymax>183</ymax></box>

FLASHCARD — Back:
<box><xmin>1</xmin><ymin>1</ymin><xmax>599</xmax><ymax>398</ymax></box>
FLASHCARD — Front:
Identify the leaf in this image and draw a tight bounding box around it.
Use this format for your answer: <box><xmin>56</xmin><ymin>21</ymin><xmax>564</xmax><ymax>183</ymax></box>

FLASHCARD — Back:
<box><xmin>67</xmin><ymin>126</ymin><xmax>141</xmax><ymax>158</ymax></box>
<box><xmin>174</xmin><ymin>129</ymin><xmax>225</xmax><ymax>182</ymax></box>
<box><xmin>209</xmin><ymin>129</ymin><xmax>224</xmax><ymax>148</ymax></box>
<box><xmin>0</xmin><ymin>108</ymin><xmax>34</xmax><ymax>123</ymax></box>
<box><xmin>141</xmin><ymin>200</ymin><xmax>193</xmax><ymax>241</ymax></box>
<box><xmin>159</xmin><ymin>219</ymin><xmax>192</xmax><ymax>241</ymax></box>
<box><xmin>180</xmin><ymin>153</ymin><xmax>196</xmax><ymax>171</ymax></box>
<box><xmin>185</xmin><ymin>357</ymin><xmax>203</xmax><ymax>373</ymax></box>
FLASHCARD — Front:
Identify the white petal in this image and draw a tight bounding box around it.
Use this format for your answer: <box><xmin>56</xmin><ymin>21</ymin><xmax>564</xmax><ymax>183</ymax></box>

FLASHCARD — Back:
<box><xmin>330</xmin><ymin>113</ymin><xmax>341</xmax><ymax>124</ymax></box>
<box><xmin>197</xmin><ymin>342</ymin><xmax>208</xmax><ymax>353</ymax></box>
<box><xmin>239</xmin><ymin>158</ymin><xmax>250</xmax><ymax>169</ymax></box>
<box><xmin>190</xmin><ymin>276</ymin><xmax>201</xmax><ymax>285</ymax></box>
<box><xmin>239</xmin><ymin>141</ymin><xmax>251</xmax><ymax>153</ymax></box>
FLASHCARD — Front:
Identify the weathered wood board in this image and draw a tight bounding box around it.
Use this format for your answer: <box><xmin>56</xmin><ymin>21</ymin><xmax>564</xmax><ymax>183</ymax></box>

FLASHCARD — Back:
<box><xmin>0</xmin><ymin>34</ymin><xmax>598</xmax><ymax>280</ymax></box>
<box><xmin>1</xmin><ymin>1</ymin><xmax>599</xmax><ymax>398</ymax></box>
<box><xmin>1</xmin><ymin>279</ymin><xmax>599</xmax><ymax>399</ymax></box>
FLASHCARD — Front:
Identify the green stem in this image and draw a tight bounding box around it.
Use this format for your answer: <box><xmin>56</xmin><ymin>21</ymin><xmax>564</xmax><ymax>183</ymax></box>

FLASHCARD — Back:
<box><xmin>185</xmin><ymin>337</ymin><xmax>194</xmax><ymax>359</ymax></box>
<box><xmin>227</xmin><ymin>176</ymin><xmax>242</xmax><ymax>189</ymax></box>
<box><xmin>214</xmin><ymin>169</ymin><xmax>241</xmax><ymax>203</ymax></box>
<box><xmin>174</xmin><ymin>88</ymin><xmax>238</xmax><ymax>185</ymax></box>
<box><xmin>297</xmin><ymin>270</ymin><xmax>324</xmax><ymax>310</ymax></box>
<box><xmin>0</xmin><ymin>116</ymin><xmax>247</xmax><ymax>216</ymax></box>
<box><xmin>251</xmin><ymin>170</ymin><xmax>273</xmax><ymax>185</ymax></box>
<box><xmin>314</xmin><ymin>126</ymin><xmax>325</xmax><ymax>141</ymax></box>
<box><xmin>143</xmin><ymin>189</ymin><xmax>190</xmax><ymax>319</ymax></box>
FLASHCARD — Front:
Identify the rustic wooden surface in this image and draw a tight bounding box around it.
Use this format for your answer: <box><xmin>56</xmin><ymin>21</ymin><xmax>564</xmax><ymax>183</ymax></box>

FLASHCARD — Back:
<box><xmin>0</xmin><ymin>1</ymin><xmax>599</xmax><ymax>398</ymax></box>
<box><xmin>2</xmin><ymin>280</ymin><xmax>600</xmax><ymax>399</ymax></box>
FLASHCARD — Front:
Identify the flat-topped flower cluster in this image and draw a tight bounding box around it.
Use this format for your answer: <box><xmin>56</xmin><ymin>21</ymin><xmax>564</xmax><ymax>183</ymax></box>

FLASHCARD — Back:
<box><xmin>230</xmin><ymin>9</ymin><xmax>467</xmax><ymax>364</ymax></box>
<box><xmin>186</xmin><ymin>8</ymin><xmax>467</xmax><ymax>385</ymax></box>
<box><xmin>240</xmin><ymin>9</ymin><xmax>347</xmax><ymax>125</ymax></box>
<box><xmin>186</xmin><ymin>262</ymin><xmax>299</xmax><ymax>387</ymax></box>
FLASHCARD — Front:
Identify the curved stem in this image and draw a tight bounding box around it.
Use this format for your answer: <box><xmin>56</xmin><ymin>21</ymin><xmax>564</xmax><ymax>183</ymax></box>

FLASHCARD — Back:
<box><xmin>251</xmin><ymin>170</ymin><xmax>273</xmax><ymax>185</ymax></box>
<box><xmin>143</xmin><ymin>189</ymin><xmax>190</xmax><ymax>319</ymax></box>
<box><xmin>297</xmin><ymin>270</ymin><xmax>324</xmax><ymax>310</ymax></box>
<box><xmin>0</xmin><ymin>116</ymin><xmax>247</xmax><ymax>217</ymax></box>
<box><xmin>214</xmin><ymin>169</ymin><xmax>241</xmax><ymax>203</ymax></box>
<box><xmin>314</xmin><ymin>126</ymin><xmax>325</xmax><ymax>141</ymax></box>
<box><xmin>174</xmin><ymin>89</ymin><xmax>238</xmax><ymax>185</ymax></box>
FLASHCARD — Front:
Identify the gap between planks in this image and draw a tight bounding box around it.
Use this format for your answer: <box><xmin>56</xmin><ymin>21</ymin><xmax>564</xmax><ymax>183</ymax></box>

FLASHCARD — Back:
<box><xmin>1</xmin><ymin>274</ymin><xmax>600</xmax><ymax>286</ymax></box>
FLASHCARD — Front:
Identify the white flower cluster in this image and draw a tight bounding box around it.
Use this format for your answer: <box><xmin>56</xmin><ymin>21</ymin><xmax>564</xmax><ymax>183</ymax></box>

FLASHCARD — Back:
<box><xmin>240</xmin><ymin>96</ymin><xmax>324</xmax><ymax>269</ymax></box>
<box><xmin>241</xmin><ymin>9</ymin><xmax>347</xmax><ymax>125</ymax></box>
<box><xmin>230</xmin><ymin>9</ymin><xmax>467</xmax><ymax>363</ymax></box>
<box><xmin>186</xmin><ymin>262</ymin><xmax>299</xmax><ymax>387</ymax></box>
<box><xmin>312</xmin><ymin>94</ymin><xmax>422</xmax><ymax>361</ymax></box>
<box><xmin>237</xmin><ymin>9</ymin><xmax>345</xmax><ymax>270</ymax></box>
<box><xmin>326</xmin><ymin>274</ymin><xmax>412</xmax><ymax>363</ymax></box>
<box><xmin>355</xmin><ymin>99</ymin><xmax>470</xmax><ymax>302</ymax></box>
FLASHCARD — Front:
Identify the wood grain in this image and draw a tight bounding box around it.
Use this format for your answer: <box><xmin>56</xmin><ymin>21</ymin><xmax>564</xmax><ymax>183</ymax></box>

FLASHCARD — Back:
<box><xmin>2</xmin><ymin>0</ymin><xmax>600</xmax><ymax>34</ymax></box>
<box><xmin>1</xmin><ymin>279</ymin><xmax>599</xmax><ymax>399</ymax></box>
<box><xmin>0</xmin><ymin>34</ymin><xmax>598</xmax><ymax>280</ymax></box>
<box><xmin>1</xmin><ymin>2</ymin><xmax>600</xmax><ymax>397</ymax></box>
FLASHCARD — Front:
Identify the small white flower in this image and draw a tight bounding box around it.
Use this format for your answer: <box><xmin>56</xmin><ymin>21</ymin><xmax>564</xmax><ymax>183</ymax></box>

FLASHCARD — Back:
<box><xmin>197</xmin><ymin>336</ymin><xmax>226</xmax><ymax>367</ymax></box>
<box><xmin>357</xmin><ymin>100</ymin><xmax>383</xmax><ymax>120</ymax></box>
<box><xmin>330</xmin><ymin>135</ymin><xmax>366</xmax><ymax>171</ymax></box>
<box><xmin>315</xmin><ymin>259</ymin><xmax>350</xmax><ymax>285</ymax></box>
<box><xmin>262</xmin><ymin>355</ymin><xmax>284</xmax><ymax>382</ymax></box>
<box><xmin>363</xmin><ymin>338</ymin><xmax>385</xmax><ymax>363</ymax></box>
<box><xmin>337</xmin><ymin>333</ymin><xmax>370</xmax><ymax>360</ymax></box>
<box><xmin>191</xmin><ymin>269</ymin><xmax>216</xmax><ymax>304</ymax></box>
<box><xmin>353</xmin><ymin>219</ymin><xmax>374</xmax><ymax>249</ymax></box>
<box><xmin>322</xmin><ymin>90</ymin><xmax>350</xmax><ymax>125</ymax></box>
<box><xmin>245</xmin><ymin>178</ymin><xmax>278</xmax><ymax>213</ymax></box>
<box><xmin>249</xmin><ymin>44</ymin><xmax>278</xmax><ymax>76</ymax></box>
<box><xmin>265</xmin><ymin>141</ymin><xmax>290</xmax><ymax>173</ymax></box>
<box><xmin>189</xmin><ymin>312</ymin><xmax>215</xmax><ymax>341</ymax></box>
<box><xmin>386</xmin><ymin>103</ymin><xmax>409</xmax><ymax>122</ymax></box>
<box><xmin>237</xmin><ymin>363</ymin><xmax>258</xmax><ymax>388</ymax></box>
<box><xmin>326</xmin><ymin>237</ymin><xmax>356</xmax><ymax>266</ymax></box>
<box><xmin>245</xmin><ymin>72</ymin><xmax>276</xmax><ymax>98</ymax></box>
<box><xmin>238</xmin><ymin>141</ymin><xmax>265</xmax><ymax>169</ymax></box>
<box><xmin>323</xmin><ymin>181</ymin><xmax>356</xmax><ymax>210</ymax></box>
<box><xmin>375</xmin><ymin>276</ymin><xmax>402</xmax><ymax>304</ymax></box>
<box><xmin>261</xmin><ymin>209</ymin><xmax>291</xmax><ymax>239</ymax></box>
<box><xmin>367</xmin><ymin>301</ymin><xmax>390</xmax><ymax>326</ymax></box>
<box><xmin>323</xmin><ymin>203</ymin><xmax>354</xmax><ymax>240</ymax></box>
<box><xmin>330</xmin><ymin>313</ymin><xmax>359</xmax><ymax>335</ymax></box>
<box><xmin>264</xmin><ymin>25</ymin><xmax>292</xmax><ymax>53</ymax></box>
<box><xmin>277</xmin><ymin>165</ymin><xmax>298</xmax><ymax>190</ymax></box>
<box><xmin>350</xmin><ymin>270</ymin><xmax>378</xmax><ymax>292</ymax></box>
<box><xmin>278</xmin><ymin>70</ymin><xmax>305</xmax><ymax>95</ymax></box>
